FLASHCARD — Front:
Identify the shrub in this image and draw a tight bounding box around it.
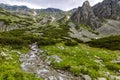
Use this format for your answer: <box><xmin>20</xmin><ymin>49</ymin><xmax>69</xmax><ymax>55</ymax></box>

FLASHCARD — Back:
<box><xmin>106</xmin><ymin>63</ymin><xmax>120</xmax><ymax>71</ymax></box>
<box><xmin>64</xmin><ymin>40</ymin><xmax>78</xmax><ymax>46</ymax></box>
<box><xmin>87</xmin><ymin>36</ymin><xmax>120</xmax><ymax>50</ymax></box>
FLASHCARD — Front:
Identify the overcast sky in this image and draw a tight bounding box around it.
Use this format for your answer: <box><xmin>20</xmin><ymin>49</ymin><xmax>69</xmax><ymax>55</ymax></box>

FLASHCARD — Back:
<box><xmin>0</xmin><ymin>0</ymin><xmax>103</xmax><ymax>11</ymax></box>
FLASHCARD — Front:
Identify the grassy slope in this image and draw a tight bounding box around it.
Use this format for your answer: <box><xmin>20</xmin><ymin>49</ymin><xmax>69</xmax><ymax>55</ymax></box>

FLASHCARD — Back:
<box><xmin>0</xmin><ymin>8</ymin><xmax>34</xmax><ymax>27</ymax></box>
<box><xmin>0</xmin><ymin>46</ymin><xmax>41</xmax><ymax>80</ymax></box>
<box><xmin>41</xmin><ymin>43</ymin><xmax>120</xmax><ymax>79</ymax></box>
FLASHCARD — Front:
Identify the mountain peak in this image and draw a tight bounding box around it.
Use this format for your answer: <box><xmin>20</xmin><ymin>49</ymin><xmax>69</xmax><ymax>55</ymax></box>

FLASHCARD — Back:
<box><xmin>83</xmin><ymin>0</ymin><xmax>90</xmax><ymax>7</ymax></box>
<box><xmin>70</xmin><ymin>0</ymin><xmax>101</xmax><ymax>30</ymax></box>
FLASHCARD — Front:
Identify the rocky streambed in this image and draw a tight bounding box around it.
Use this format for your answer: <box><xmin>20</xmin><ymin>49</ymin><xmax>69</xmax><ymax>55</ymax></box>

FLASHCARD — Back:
<box><xmin>19</xmin><ymin>43</ymin><xmax>89</xmax><ymax>80</ymax></box>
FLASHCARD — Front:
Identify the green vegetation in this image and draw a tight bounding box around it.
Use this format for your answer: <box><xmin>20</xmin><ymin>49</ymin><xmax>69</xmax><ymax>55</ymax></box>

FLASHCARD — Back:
<box><xmin>0</xmin><ymin>23</ymin><xmax>70</xmax><ymax>49</ymax></box>
<box><xmin>64</xmin><ymin>40</ymin><xmax>78</xmax><ymax>46</ymax></box>
<box><xmin>0</xmin><ymin>7</ymin><xmax>120</xmax><ymax>80</ymax></box>
<box><xmin>87</xmin><ymin>36</ymin><xmax>120</xmax><ymax>50</ymax></box>
<box><xmin>0</xmin><ymin>46</ymin><xmax>41</xmax><ymax>80</ymax></box>
<box><xmin>79</xmin><ymin>24</ymin><xmax>90</xmax><ymax>30</ymax></box>
<box><xmin>0</xmin><ymin>29</ymin><xmax>37</xmax><ymax>49</ymax></box>
<box><xmin>0</xmin><ymin>9</ymin><xmax>34</xmax><ymax>27</ymax></box>
<box><xmin>42</xmin><ymin>43</ymin><xmax>120</xmax><ymax>79</ymax></box>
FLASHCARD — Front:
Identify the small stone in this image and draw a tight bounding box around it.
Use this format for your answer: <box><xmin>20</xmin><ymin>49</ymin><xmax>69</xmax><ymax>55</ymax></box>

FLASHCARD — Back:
<box><xmin>98</xmin><ymin>77</ymin><xmax>107</xmax><ymax>80</ymax></box>
<box><xmin>82</xmin><ymin>75</ymin><xmax>91</xmax><ymax>80</ymax></box>
<box><xmin>1</xmin><ymin>52</ymin><xmax>7</xmax><ymax>56</ymax></box>
<box><xmin>48</xmin><ymin>76</ymin><xmax>57</xmax><ymax>80</ymax></box>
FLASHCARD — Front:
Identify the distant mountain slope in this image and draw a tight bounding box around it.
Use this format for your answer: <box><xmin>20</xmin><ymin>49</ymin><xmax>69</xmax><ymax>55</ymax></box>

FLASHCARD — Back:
<box><xmin>35</xmin><ymin>8</ymin><xmax>62</xmax><ymax>13</ymax></box>
<box><xmin>0</xmin><ymin>8</ymin><xmax>34</xmax><ymax>31</ymax></box>
<box><xmin>0</xmin><ymin>3</ymin><xmax>63</xmax><ymax>15</ymax></box>
<box><xmin>0</xmin><ymin>3</ymin><xmax>29</xmax><ymax>11</ymax></box>
<box><xmin>0</xmin><ymin>3</ymin><xmax>33</xmax><ymax>16</ymax></box>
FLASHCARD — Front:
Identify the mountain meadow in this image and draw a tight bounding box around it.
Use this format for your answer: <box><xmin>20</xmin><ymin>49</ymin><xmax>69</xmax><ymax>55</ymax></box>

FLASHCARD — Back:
<box><xmin>0</xmin><ymin>0</ymin><xmax>120</xmax><ymax>80</ymax></box>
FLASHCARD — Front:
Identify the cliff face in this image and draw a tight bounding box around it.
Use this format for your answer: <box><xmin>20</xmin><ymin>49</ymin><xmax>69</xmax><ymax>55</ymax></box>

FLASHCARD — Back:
<box><xmin>93</xmin><ymin>0</ymin><xmax>120</xmax><ymax>20</ymax></box>
<box><xmin>71</xmin><ymin>1</ymin><xmax>101</xmax><ymax>30</ymax></box>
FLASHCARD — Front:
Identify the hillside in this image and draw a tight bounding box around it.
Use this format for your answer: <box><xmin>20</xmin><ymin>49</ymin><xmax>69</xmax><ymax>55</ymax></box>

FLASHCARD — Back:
<box><xmin>0</xmin><ymin>0</ymin><xmax>120</xmax><ymax>80</ymax></box>
<box><xmin>0</xmin><ymin>8</ymin><xmax>34</xmax><ymax>31</ymax></box>
<box><xmin>0</xmin><ymin>3</ymin><xmax>64</xmax><ymax>17</ymax></box>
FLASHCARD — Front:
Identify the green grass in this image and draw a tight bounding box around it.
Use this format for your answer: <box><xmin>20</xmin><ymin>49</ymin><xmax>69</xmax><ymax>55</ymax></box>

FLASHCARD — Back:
<box><xmin>41</xmin><ymin>43</ymin><xmax>120</xmax><ymax>79</ymax></box>
<box><xmin>0</xmin><ymin>46</ymin><xmax>41</xmax><ymax>80</ymax></box>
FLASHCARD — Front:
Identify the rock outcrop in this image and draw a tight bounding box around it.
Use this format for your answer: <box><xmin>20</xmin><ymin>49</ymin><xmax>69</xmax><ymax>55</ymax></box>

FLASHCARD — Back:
<box><xmin>71</xmin><ymin>0</ymin><xmax>101</xmax><ymax>30</ymax></box>
<box><xmin>93</xmin><ymin>0</ymin><xmax>120</xmax><ymax>20</ymax></box>
<box><xmin>68</xmin><ymin>22</ymin><xmax>98</xmax><ymax>42</ymax></box>
<box><xmin>96</xmin><ymin>19</ymin><xmax>120</xmax><ymax>37</ymax></box>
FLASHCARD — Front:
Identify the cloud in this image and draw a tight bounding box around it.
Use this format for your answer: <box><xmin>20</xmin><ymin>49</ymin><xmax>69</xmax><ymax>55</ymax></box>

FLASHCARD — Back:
<box><xmin>0</xmin><ymin>0</ymin><xmax>103</xmax><ymax>11</ymax></box>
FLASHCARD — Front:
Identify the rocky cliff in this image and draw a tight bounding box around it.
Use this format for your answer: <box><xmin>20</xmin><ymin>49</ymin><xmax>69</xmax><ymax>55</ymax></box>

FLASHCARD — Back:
<box><xmin>93</xmin><ymin>0</ymin><xmax>120</xmax><ymax>20</ymax></box>
<box><xmin>71</xmin><ymin>1</ymin><xmax>101</xmax><ymax>30</ymax></box>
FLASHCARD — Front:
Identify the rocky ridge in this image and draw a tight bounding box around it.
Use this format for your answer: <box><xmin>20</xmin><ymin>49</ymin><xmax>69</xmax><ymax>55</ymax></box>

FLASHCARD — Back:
<box><xmin>71</xmin><ymin>0</ymin><xmax>101</xmax><ymax>30</ymax></box>
<box><xmin>70</xmin><ymin>0</ymin><xmax>120</xmax><ymax>40</ymax></box>
<box><xmin>93</xmin><ymin>0</ymin><xmax>120</xmax><ymax>20</ymax></box>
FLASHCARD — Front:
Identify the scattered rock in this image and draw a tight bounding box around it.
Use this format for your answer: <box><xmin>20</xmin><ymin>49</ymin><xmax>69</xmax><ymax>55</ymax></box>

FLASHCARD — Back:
<box><xmin>68</xmin><ymin>24</ymin><xmax>97</xmax><ymax>42</ymax></box>
<box><xmin>0</xmin><ymin>51</ymin><xmax>7</xmax><ymax>56</ymax></box>
<box><xmin>45</xmin><ymin>55</ymin><xmax>62</xmax><ymax>65</ymax></box>
<box><xmin>19</xmin><ymin>43</ymin><xmax>81</xmax><ymax>80</ymax></box>
<box><xmin>110</xmin><ymin>75</ymin><xmax>120</xmax><ymax>80</ymax></box>
<box><xmin>111</xmin><ymin>56</ymin><xmax>120</xmax><ymax>63</ymax></box>
<box><xmin>57</xmin><ymin>46</ymin><xmax>65</xmax><ymax>50</ymax></box>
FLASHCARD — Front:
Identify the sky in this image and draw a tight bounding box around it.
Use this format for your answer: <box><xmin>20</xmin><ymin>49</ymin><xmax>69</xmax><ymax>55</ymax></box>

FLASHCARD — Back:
<box><xmin>0</xmin><ymin>0</ymin><xmax>103</xmax><ymax>11</ymax></box>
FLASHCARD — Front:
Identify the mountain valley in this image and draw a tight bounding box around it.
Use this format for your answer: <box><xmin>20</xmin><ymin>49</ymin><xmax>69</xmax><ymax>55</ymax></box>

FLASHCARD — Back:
<box><xmin>0</xmin><ymin>0</ymin><xmax>120</xmax><ymax>80</ymax></box>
